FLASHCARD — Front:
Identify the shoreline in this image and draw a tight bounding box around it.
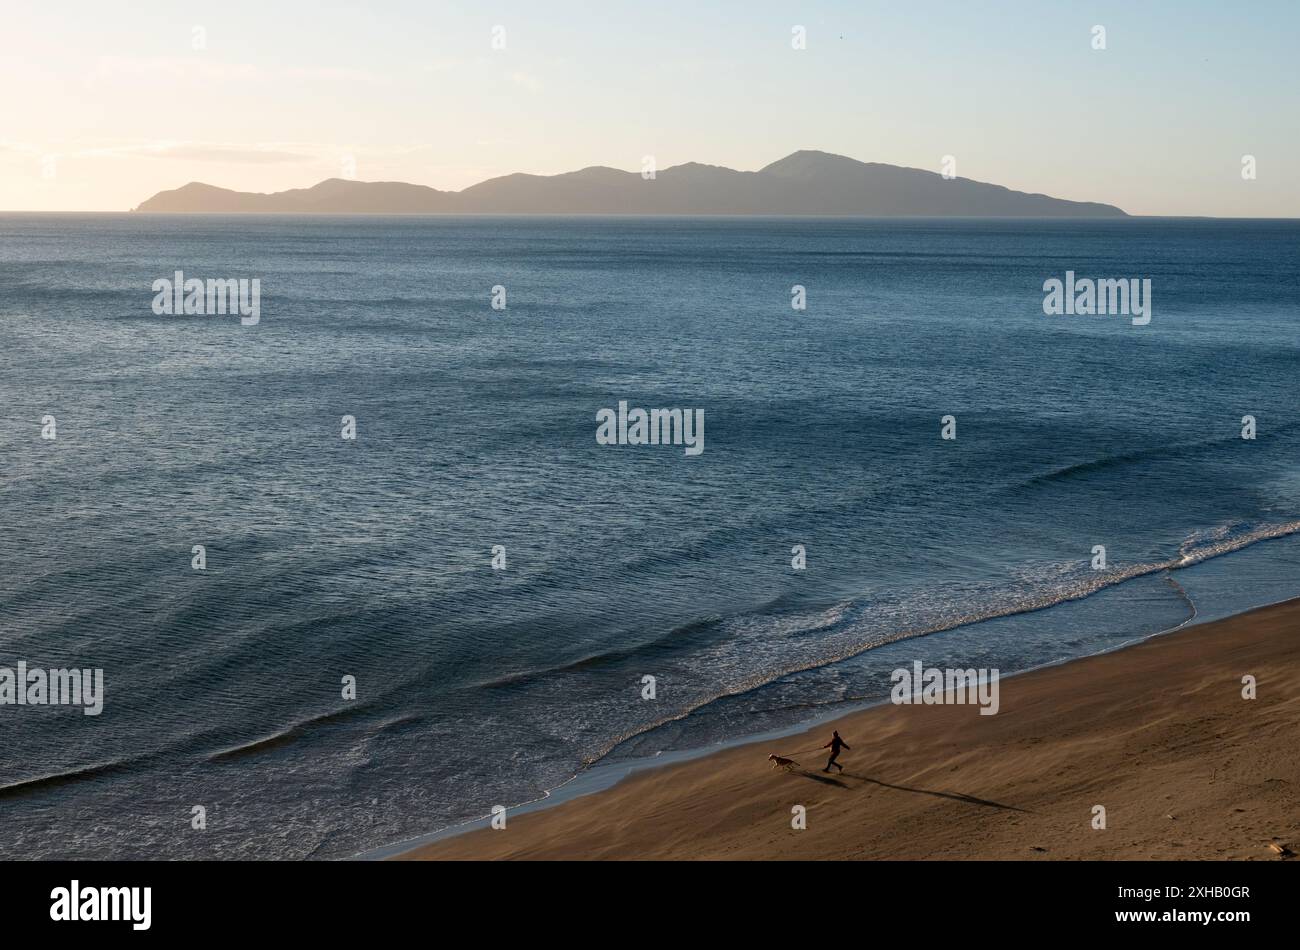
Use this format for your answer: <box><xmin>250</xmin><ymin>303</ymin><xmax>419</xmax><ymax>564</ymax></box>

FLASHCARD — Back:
<box><xmin>390</xmin><ymin>596</ymin><xmax>1300</xmax><ymax>860</ymax></box>
<box><xmin>360</xmin><ymin>583</ymin><xmax>1256</xmax><ymax>860</ymax></box>
<box><xmin>363</xmin><ymin>526</ymin><xmax>1300</xmax><ymax>860</ymax></box>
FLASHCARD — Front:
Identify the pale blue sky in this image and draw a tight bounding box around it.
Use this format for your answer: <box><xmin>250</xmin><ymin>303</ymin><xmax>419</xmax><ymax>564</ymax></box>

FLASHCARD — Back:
<box><xmin>3</xmin><ymin>0</ymin><xmax>1295</xmax><ymax>213</ymax></box>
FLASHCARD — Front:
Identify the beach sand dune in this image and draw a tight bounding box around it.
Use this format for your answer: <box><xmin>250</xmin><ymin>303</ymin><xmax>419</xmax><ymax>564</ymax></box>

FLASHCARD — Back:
<box><xmin>400</xmin><ymin>600</ymin><xmax>1300</xmax><ymax>860</ymax></box>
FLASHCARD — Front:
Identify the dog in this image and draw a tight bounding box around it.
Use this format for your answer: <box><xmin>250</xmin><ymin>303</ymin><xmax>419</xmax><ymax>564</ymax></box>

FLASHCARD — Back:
<box><xmin>768</xmin><ymin>754</ymin><xmax>799</xmax><ymax>772</ymax></box>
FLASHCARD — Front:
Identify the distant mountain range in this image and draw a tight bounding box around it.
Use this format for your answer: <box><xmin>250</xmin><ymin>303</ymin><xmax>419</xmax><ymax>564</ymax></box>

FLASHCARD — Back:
<box><xmin>133</xmin><ymin>150</ymin><xmax>1127</xmax><ymax>216</ymax></box>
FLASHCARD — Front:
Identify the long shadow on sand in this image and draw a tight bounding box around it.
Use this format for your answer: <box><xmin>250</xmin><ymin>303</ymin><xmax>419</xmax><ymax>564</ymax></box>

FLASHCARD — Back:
<box><xmin>796</xmin><ymin>770</ymin><xmax>849</xmax><ymax>788</ymax></box>
<box><xmin>844</xmin><ymin>774</ymin><xmax>1029</xmax><ymax>812</ymax></box>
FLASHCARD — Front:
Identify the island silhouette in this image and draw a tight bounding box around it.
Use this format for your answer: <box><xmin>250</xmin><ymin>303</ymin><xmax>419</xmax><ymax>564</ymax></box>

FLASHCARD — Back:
<box><xmin>133</xmin><ymin>150</ymin><xmax>1126</xmax><ymax>216</ymax></box>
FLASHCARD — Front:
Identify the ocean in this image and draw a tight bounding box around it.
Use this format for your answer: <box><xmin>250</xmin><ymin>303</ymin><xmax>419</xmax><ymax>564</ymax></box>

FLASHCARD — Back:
<box><xmin>1</xmin><ymin>214</ymin><xmax>1298</xmax><ymax>859</ymax></box>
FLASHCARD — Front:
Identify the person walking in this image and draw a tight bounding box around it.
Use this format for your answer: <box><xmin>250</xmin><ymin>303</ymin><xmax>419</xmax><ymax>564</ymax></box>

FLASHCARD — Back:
<box><xmin>822</xmin><ymin>730</ymin><xmax>850</xmax><ymax>773</ymax></box>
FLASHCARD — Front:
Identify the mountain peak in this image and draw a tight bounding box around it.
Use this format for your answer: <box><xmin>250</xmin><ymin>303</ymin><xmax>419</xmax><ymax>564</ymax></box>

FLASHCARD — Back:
<box><xmin>759</xmin><ymin>150</ymin><xmax>869</xmax><ymax>176</ymax></box>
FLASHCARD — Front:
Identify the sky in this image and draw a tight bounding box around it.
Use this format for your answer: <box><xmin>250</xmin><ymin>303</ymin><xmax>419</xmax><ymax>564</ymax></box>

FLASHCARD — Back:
<box><xmin>2</xmin><ymin>0</ymin><xmax>1296</xmax><ymax>214</ymax></box>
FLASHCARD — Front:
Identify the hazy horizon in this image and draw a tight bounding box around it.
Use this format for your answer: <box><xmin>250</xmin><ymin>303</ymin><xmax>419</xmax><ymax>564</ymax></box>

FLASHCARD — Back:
<box><xmin>3</xmin><ymin>0</ymin><xmax>1297</xmax><ymax>215</ymax></box>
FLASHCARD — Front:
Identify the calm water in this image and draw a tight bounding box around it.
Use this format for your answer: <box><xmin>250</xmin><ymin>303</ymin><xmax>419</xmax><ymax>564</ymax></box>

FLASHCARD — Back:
<box><xmin>1</xmin><ymin>215</ymin><xmax>1298</xmax><ymax>859</ymax></box>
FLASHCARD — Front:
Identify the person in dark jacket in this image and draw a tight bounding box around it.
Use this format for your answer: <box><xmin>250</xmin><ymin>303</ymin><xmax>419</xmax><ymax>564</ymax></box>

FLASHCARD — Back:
<box><xmin>822</xmin><ymin>730</ymin><xmax>850</xmax><ymax>773</ymax></box>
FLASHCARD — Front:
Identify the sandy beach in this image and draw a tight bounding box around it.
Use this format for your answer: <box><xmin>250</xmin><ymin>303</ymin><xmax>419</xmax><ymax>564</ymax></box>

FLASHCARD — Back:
<box><xmin>399</xmin><ymin>600</ymin><xmax>1300</xmax><ymax>860</ymax></box>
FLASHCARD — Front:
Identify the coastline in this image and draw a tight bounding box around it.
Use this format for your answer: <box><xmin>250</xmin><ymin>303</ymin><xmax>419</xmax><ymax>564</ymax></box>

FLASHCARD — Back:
<box><xmin>391</xmin><ymin>597</ymin><xmax>1300</xmax><ymax>860</ymax></box>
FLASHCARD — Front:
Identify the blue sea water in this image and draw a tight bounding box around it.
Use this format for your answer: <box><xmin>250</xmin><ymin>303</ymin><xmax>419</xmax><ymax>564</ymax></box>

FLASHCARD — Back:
<box><xmin>1</xmin><ymin>214</ymin><xmax>1298</xmax><ymax>859</ymax></box>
